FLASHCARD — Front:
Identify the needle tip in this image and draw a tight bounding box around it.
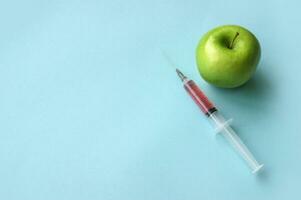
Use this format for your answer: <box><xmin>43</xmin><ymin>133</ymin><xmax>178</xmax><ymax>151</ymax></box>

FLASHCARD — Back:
<box><xmin>161</xmin><ymin>50</ymin><xmax>177</xmax><ymax>69</ymax></box>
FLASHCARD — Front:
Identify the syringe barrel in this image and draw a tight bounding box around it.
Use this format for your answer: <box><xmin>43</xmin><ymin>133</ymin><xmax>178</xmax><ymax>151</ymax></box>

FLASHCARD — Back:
<box><xmin>183</xmin><ymin>79</ymin><xmax>217</xmax><ymax>116</ymax></box>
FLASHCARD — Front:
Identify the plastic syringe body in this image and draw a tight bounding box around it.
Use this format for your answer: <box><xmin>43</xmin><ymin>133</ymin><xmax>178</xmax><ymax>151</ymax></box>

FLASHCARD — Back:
<box><xmin>182</xmin><ymin>77</ymin><xmax>264</xmax><ymax>174</ymax></box>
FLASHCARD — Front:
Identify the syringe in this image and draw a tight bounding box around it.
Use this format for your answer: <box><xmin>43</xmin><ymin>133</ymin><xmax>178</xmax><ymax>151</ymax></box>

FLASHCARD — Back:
<box><xmin>176</xmin><ymin>68</ymin><xmax>264</xmax><ymax>174</ymax></box>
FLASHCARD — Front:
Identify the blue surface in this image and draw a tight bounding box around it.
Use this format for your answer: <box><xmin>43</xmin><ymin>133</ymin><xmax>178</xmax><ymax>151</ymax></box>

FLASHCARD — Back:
<box><xmin>0</xmin><ymin>0</ymin><xmax>300</xmax><ymax>199</ymax></box>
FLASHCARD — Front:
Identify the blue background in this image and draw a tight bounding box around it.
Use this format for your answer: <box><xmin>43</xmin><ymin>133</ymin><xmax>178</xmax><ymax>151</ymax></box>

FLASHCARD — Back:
<box><xmin>0</xmin><ymin>0</ymin><xmax>300</xmax><ymax>199</ymax></box>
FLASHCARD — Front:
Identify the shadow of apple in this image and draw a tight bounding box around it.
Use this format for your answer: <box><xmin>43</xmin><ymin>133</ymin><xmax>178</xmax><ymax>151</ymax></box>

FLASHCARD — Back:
<box><xmin>204</xmin><ymin>62</ymin><xmax>275</xmax><ymax>125</ymax></box>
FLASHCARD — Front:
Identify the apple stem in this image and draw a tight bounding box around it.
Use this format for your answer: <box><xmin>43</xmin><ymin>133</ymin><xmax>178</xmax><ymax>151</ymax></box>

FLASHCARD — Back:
<box><xmin>229</xmin><ymin>32</ymin><xmax>239</xmax><ymax>49</ymax></box>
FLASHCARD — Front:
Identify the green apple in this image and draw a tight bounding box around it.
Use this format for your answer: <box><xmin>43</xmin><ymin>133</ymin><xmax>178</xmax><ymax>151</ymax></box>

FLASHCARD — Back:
<box><xmin>196</xmin><ymin>25</ymin><xmax>261</xmax><ymax>88</ymax></box>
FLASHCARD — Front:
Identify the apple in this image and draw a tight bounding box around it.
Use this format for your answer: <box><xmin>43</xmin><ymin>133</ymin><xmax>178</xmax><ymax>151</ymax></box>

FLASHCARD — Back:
<box><xmin>196</xmin><ymin>25</ymin><xmax>261</xmax><ymax>88</ymax></box>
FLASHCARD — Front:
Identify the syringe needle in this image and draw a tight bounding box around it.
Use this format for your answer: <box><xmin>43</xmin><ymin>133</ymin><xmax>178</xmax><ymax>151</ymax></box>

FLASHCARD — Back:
<box><xmin>161</xmin><ymin>50</ymin><xmax>179</xmax><ymax>69</ymax></box>
<box><xmin>176</xmin><ymin>68</ymin><xmax>187</xmax><ymax>81</ymax></box>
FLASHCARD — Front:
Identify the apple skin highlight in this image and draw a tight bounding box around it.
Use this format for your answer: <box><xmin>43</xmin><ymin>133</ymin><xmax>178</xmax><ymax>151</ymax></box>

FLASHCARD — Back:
<box><xmin>196</xmin><ymin>25</ymin><xmax>261</xmax><ymax>88</ymax></box>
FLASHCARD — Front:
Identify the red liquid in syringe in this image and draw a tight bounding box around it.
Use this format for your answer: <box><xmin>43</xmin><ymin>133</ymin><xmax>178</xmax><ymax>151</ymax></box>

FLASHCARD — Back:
<box><xmin>184</xmin><ymin>80</ymin><xmax>217</xmax><ymax>116</ymax></box>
